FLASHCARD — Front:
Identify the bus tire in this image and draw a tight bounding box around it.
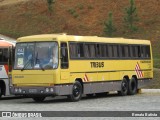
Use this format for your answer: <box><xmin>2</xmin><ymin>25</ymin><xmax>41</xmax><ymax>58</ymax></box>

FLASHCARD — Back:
<box><xmin>32</xmin><ymin>97</ymin><xmax>46</xmax><ymax>102</ymax></box>
<box><xmin>128</xmin><ymin>77</ymin><xmax>137</xmax><ymax>95</ymax></box>
<box><xmin>118</xmin><ymin>78</ymin><xmax>128</xmax><ymax>96</ymax></box>
<box><xmin>68</xmin><ymin>81</ymin><xmax>82</xmax><ymax>102</ymax></box>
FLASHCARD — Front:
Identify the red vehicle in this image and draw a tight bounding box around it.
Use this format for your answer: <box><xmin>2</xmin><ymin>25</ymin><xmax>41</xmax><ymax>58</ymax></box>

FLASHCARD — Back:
<box><xmin>0</xmin><ymin>38</ymin><xmax>15</xmax><ymax>98</ymax></box>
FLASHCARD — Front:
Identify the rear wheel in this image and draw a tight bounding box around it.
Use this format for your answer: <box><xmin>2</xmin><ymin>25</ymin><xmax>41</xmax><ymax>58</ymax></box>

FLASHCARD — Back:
<box><xmin>32</xmin><ymin>97</ymin><xmax>46</xmax><ymax>102</ymax></box>
<box><xmin>118</xmin><ymin>78</ymin><xmax>128</xmax><ymax>96</ymax></box>
<box><xmin>68</xmin><ymin>81</ymin><xmax>82</xmax><ymax>102</ymax></box>
<box><xmin>128</xmin><ymin>77</ymin><xmax>137</xmax><ymax>95</ymax></box>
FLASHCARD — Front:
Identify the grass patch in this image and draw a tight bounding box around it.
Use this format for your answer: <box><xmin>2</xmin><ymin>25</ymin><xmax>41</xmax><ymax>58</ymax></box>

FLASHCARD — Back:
<box><xmin>146</xmin><ymin>69</ymin><xmax>160</xmax><ymax>89</ymax></box>
<box><xmin>154</xmin><ymin>58</ymin><xmax>160</xmax><ymax>68</ymax></box>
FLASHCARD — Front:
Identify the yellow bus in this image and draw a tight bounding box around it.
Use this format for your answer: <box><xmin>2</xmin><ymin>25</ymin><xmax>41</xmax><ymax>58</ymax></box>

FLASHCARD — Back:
<box><xmin>10</xmin><ymin>34</ymin><xmax>153</xmax><ymax>102</ymax></box>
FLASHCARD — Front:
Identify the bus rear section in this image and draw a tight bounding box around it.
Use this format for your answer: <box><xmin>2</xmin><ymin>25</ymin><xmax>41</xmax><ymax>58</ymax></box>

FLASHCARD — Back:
<box><xmin>0</xmin><ymin>39</ymin><xmax>15</xmax><ymax>98</ymax></box>
<box><xmin>10</xmin><ymin>34</ymin><xmax>153</xmax><ymax>102</ymax></box>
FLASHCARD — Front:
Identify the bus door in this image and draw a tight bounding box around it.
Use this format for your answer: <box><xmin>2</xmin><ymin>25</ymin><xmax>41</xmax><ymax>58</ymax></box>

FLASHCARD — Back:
<box><xmin>8</xmin><ymin>46</ymin><xmax>14</xmax><ymax>72</ymax></box>
<box><xmin>60</xmin><ymin>42</ymin><xmax>69</xmax><ymax>82</ymax></box>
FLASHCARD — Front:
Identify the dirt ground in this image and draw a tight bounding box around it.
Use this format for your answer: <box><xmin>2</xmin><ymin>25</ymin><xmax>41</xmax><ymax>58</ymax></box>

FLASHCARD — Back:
<box><xmin>0</xmin><ymin>0</ymin><xmax>28</xmax><ymax>6</ymax></box>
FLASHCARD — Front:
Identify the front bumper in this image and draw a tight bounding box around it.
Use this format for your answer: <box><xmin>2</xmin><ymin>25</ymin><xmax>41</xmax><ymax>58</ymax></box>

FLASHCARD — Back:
<box><xmin>10</xmin><ymin>84</ymin><xmax>73</xmax><ymax>96</ymax></box>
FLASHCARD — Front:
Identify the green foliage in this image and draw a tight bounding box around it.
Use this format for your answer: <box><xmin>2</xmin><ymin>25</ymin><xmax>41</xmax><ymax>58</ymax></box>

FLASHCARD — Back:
<box><xmin>104</xmin><ymin>12</ymin><xmax>116</xmax><ymax>37</ymax></box>
<box><xmin>88</xmin><ymin>5</ymin><xmax>94</xmax><ymax>10</ymax></box>
<box><xmin>124</xmin><ymin>0</ymin><xmax>138</xmax><ymax>32</ymax></box>
<box><xmin>47</xmin><ymin>0</ymin><xmax>55</xmax><ymax>15</ymax></box>
<box><xmin>77</xmin><ymin>3</ymin><xmax>84</xmax><ymax>10</ymax></box>
<box><xmin>68</xmin><ymin>8</ymin><xmax>76</xmax><ymax>15</ymax></box>
<box><xmin>68</xmin><ymin>8</ymin><xmax>79</xmax><ymax>18</ymax></box>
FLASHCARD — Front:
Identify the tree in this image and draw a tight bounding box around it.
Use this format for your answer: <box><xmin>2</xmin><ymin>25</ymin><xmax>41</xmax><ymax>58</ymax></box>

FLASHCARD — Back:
<box><xmin>124</xmin><ymin>0</ymin><xmax>138</xmax><ymax>32</ymax></box>
<box><xmin>47</xmin><ymin>0</ymin><xmax>55</xmax><ymax>15</ymax></box>
<box><xmin>104</xmin><ymin>12</ymin><xmax>116</xmax><ymax>37</ymax></box>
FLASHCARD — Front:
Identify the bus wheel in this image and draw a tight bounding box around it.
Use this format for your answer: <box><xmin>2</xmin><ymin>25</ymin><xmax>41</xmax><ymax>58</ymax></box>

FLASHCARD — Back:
<box><xmin>128</xmin><ymin>77</ymin><xmax>137</xmax><ymax>95</ymax></box>
<box><xmin>68</xmin><ymin>81</ymin><xmax>82</xmax><ymax>102</ymax></box>
<box><xmin>118</xmin><ymin>78</ymin><xmax>128</xmax><ymax>96</ymax></box>
<box><xmin>32</xmin><ymin>97</ymin><xmax>46</xmax><ymax>102</ymax></box>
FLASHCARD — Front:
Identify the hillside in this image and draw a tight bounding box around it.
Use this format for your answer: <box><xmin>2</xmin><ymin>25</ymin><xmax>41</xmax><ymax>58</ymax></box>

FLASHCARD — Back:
<box><xmin>0</xmin><ymin>0</ymin><xmax>28</xmax><ymax>6</ymax></box>
<box><xmin>0</xmin><ymin>0</ymin><xmax>159</xmax><ymax>68</ymax></box>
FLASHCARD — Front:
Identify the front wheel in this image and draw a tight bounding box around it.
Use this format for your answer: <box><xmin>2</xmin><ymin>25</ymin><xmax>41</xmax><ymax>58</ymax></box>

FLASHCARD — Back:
<box><xmin>68</xmin><ymin>81</ymin><xmax>82</xmax><ymax>102</ymax></box>
<box><xmin>118</xmin><ymin>78</ymin><xmax>128</xmax><ymax>96</ymax></box>
<box><xmin>128</xmin><ymin>77</ymin><xmax>137</xmax><ymax>95</ymax></box>
<box><xmin>32</xmin><ymin>97</ymin><xmax>46</xmax><ymax>102</ymax></box>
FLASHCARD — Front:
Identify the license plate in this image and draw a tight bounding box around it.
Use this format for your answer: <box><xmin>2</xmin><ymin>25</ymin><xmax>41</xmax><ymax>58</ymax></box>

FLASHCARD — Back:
<box><xmin>29</xmin><ymin>89</ymin><xmax>37</xmax><ymax>93</ymax></box>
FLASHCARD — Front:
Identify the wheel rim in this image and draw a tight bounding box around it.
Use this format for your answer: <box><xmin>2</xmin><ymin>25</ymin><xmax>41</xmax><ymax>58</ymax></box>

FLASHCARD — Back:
<box><xmin>73</xmin><ymin>84</ymin><xmax>81</xmax><ymax>97</ymax></box>
<box><xmin>122</xmin><ymin>81</ymin><xmax>127</xmax><ymax>92</ymax></box>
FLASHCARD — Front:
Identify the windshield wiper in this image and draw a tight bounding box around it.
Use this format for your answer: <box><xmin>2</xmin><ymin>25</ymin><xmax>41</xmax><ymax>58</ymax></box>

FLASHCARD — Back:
<box><xmin>21</xmin><ymin>58</ymin><xmax>33</xmax><ymax>71</ymax></box>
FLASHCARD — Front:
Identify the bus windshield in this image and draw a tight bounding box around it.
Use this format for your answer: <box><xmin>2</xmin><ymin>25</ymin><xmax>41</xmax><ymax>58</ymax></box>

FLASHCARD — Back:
<box><xmin>14</xmin><ymin>42</ymin><xmax>58</xmax><ymax>70</ymax></box>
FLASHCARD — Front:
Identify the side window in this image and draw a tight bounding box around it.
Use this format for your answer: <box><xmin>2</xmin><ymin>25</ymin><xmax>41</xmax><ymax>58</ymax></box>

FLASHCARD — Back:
<box><xmin>98</xmin><ymin>44</ymin><xmax>107</xmax><ymax>58</ymax></box>
<box><xmin>131</xmin><ymin>46</ymin><xmax>140</xmax><ymax>58</ymax></box>
<box><xmin>0</xmin><ymin>48</ymin><xmax>8</xmax><ymax>63</ymax></box>
<box><xmin>124</xmin><ymin>45</ymin><xmax>130</xmax><ymax>57</ymax></box>
<box><xmin>141</xmin><ymin>46</ymin><xmax>146</xmax><ymax>58</ymax></box>
<box><xmin>132</xmin><ymin>46</ymin><xmax>136</xmax><ymax>58</ymax></box>
<box><xmin>113</xmin><ymin>45</ymin><xmax>118</xmax><ymax>58</ymax></box>
<box><xmin>3</xmin><ymin>48</ymin><xmax>8</xmax><ymax>62</ymax></box>
<box><xmin>146</xmin><ymin>46</ymin><xmax>151</xmax><ymax>58</ymax></box>
<box><xmin>121</xmin><ymin>45</ymin><xmax>125</xmax><ymax>58</ymax></box>
<box><xmin>69</xmin><ymin>43</ymin><xmax>77</xmax><ymax>58</ymax></box>
<box><xmin>96</xmin><ymin>44</ymin><xmax>101</xmax><ymax>57</ymax></box>
<box><xmin>108</xmin><ymin>45</ymin><xmax>113</xmax><ymax>58</ymax></box>
<box><xmin>77</xmin><ymin>43</ymin><xmax>84</xmax><ymax>58</ymax></box>
<box><xmin>120</xmin><ymin>45</ymin><xmax>130</xmax><ymax>58</ymax></box>
<box><xmin>0</xmin><ymin>48</ymin><xmax>3</xmax><ymax>62</ymax></box>
<box><xmin>69</xmin><ymin>43</ymin><xmax>84</xmax><ymax>58</ymax></box>
<box><xmin>141</xmin><ymin>45</ymin><xmax>151</xmax><ymax>58</ymax></box>
<box><xmin>9</xmin><ymin>46</ymin><xmax>15</xmax><ymax>72</ymax></box>
<box><xmin>61</xmin><ymin>42</ymin><xmax>69</xmax><ymax>69</ymax></box>
<box><xmin>84</xmin><ymin>44</ymin><xmax>96</xmax><ymax>58</ymax></box>
<box><xmin>108</xmin><ymin>44</ymin><xmax>118</xmax><ymax>58</ymax></box>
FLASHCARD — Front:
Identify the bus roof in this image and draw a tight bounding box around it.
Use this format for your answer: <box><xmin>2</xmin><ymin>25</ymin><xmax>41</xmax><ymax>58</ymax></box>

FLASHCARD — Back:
<box><xmin>0</xmin><ymin>39</ymin><xmax>15</xmax><ymax>47</ymax></box>
<box><xmin>17</xmin><ymin>34</ymin><xmax>151</xmax><ymax>45</ymax></box>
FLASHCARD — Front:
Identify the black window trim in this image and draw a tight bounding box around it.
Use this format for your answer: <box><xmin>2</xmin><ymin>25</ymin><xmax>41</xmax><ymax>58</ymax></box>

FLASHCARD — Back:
<box><xmin>69</xmin><ymin>41</ymin><xmax>151</xmax><ymax>60</ymax></box>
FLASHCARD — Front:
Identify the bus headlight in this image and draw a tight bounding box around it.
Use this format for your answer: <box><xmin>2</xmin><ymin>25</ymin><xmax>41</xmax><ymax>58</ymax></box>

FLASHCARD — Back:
<box><xmin>50</xmin><ymin>88</ymin><xmax>54</xmax><ymax>92</ymax></box>
<box><xmin>18</xmin><ymin>88</ymin><xmax>22</xmax><ymax>93</ymax></box>
<box><xmin>45</xmin><ymin>88</ymin><xmax>49</xmax><ymax>92</ymax></box>
<box><xmin>15</xmin><ymin>88</ymin><xmax>18</xmax><ymax>92</ymax></box>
